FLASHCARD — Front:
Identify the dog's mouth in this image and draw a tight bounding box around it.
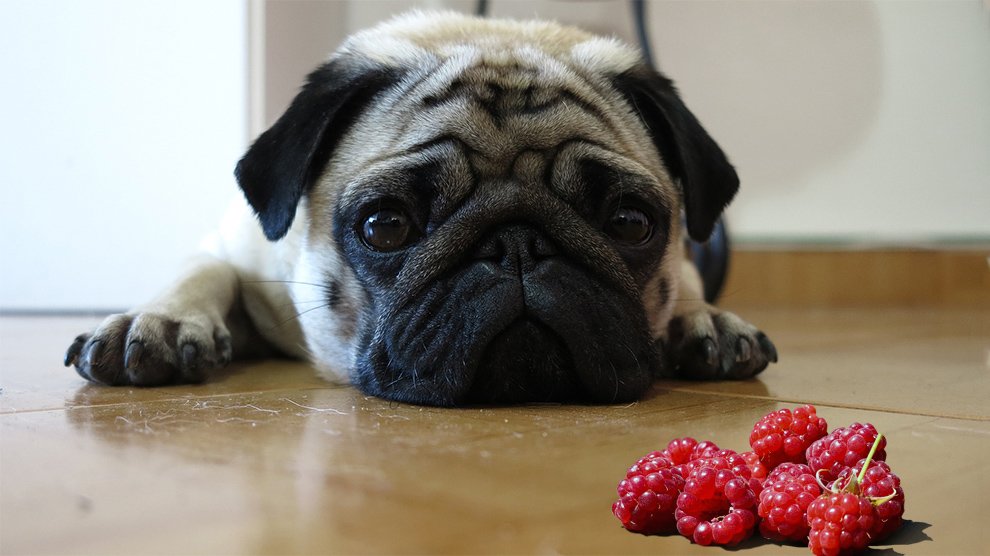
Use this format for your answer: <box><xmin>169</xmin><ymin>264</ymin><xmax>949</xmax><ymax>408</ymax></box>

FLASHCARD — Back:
<box><xmin>463</xmin><ymin>317</ymin><xmax>579</xmax><ymax>404</ymax></box>
<box><xmin>351</xmin><ymin>253</ymin><xmax>657</xmax><ymax>406</ymax></box>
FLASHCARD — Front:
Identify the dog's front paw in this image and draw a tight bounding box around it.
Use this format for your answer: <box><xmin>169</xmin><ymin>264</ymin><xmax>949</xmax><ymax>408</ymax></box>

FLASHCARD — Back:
<box><xmin>665</xmin><ymin>309</ymin><xmax>777</xmax><ymax>380</ymax></box>
<box><xmin>64</xmin><ymin>311</ymin><xmax>233</xmax><ymax>386</ymax></box>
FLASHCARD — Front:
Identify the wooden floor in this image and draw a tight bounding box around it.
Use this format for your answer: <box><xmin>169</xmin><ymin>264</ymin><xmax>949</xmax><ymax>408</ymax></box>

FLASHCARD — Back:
<box><xmin>1</xmin><ymin>305</ymin><xmax>988</xmax><ymax>555</ymax></box>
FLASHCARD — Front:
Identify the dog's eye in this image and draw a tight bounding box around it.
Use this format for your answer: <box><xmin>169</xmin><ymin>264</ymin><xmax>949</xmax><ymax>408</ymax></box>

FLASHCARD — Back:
<box><xmin>361</xmin><ymin>208</ymin><xmax>414</xmax><ymax>251</ymax></box>
<box><xmin>605</xmin><ymin>206</ymin><xmax>653</xmax><ymax>245</ymax></box>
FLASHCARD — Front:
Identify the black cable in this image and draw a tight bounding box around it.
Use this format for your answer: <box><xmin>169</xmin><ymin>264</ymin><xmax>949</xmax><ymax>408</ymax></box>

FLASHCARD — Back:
<box><xmin>631</xmin><ymin>1</ymin><xmax>731</xmax><ymax>301</ymax></box>
<box><xmin>631</xmin><ymin>0</ymin><xmax>655</xmax><ymax>68</ymax></box>
<box><xmin>692</xmin><ymin>217</ymin><xmax>731</xmax><ymax>303</ymax></box>
<box><xmin>472</xmin><ymin>0</ymin><xmax>728</xmax><ymax>302</ymax></box>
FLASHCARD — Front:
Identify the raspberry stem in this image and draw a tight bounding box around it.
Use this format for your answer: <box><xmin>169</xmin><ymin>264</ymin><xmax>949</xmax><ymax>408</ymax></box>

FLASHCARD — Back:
<box><xmin>834</xmin><ymin>433</ymin><xmax>896</xmax><ymax>506</ymax></box>
<box><xmin>833</xmin><ymin>432</ymin><xmax>886</xmax><ymax>495</ymax></box>
<box><xmin>856</xmin><ymin>433</ymin><xmax>884</xmax><ymax>484</ymax></box>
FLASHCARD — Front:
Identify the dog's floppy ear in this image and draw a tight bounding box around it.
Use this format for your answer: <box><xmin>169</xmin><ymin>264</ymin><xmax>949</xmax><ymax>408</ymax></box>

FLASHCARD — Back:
<box><xmin>612</xmin><ymin>65</ymin><xmax>739</xmax><ymax>242</ymax></box>
<box><xmin>235</xmin><ymin>59</ymin><xmax>401</xmax><ymax>240</ymax></box>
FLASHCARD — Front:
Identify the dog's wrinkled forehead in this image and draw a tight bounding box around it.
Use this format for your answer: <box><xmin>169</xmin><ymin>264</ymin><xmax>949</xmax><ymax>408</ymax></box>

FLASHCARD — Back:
<box><xmin>328</xmin><ymin>11</ymin><xmax>670</xmax><ymax>204</ymax></box>
<box><xmin>339</xmin><ymin>11</ymin><xmax>638</xmax><ymax>73</ymax></box>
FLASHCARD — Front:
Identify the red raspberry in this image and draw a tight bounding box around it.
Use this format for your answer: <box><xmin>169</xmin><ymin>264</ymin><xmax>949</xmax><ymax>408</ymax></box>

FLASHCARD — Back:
<box><xmin>690</xmin><ymin>440</ymin><xmax>722</xmax><ymax>460</ymax></box>
<box><xmin>757</xmin><ymin>465</ymin><xmax>821</xmax><ymax>542</ymax></box>
<box><xmin>674</xmin><ymin>463</ymin><xmax>758</xmax><ymax>546</ymax></box>
<box><xmin>741</xmin><ymin>450</ymin><xmax>769</xmax><ymax>481</ymax></box>
<box><xmin>807</xmin><ymin>492</ymin><xmax>876</xmax><ymax>556</ymax></box>
<box><xmin>660</xmin><ymin>437</ymin><xmax>698</xmax><ymax>465</ymax></box>
<box><xmin>835</xmin><ymin>459</ymin><xmax>904</xmax><ymax>542</ymax></box>
<box><xmin>806</xmin><ymin>423</ymin><xmax>886</xmax><ymax>483</ymax></box>
<box><xmin>749</xmin><ymin>405</ymin><xmax>828</xmax><ymax>468</ymax></box>
<box><xmin>667</xmin><ymin>441</ymin><xmax>721</xmax><ymax>477</ymax></box>
<box><xmin>765</xmin><ymin>462</ymin><xmax>815</xmax><ymax>484</ymax></box>
<box><xmin>676</xmin><ymin>450</ymin><xmax>742</xmax><ymax>477</ymax></box>
<box><xmin>679</xmin><ymin>452</ymin><xmax>765</xmax><ymax>497</ymax></box>
<box><xmin>664</xmin><ymin>440</ymin><xmax>723</xmax><ymax>478</ymax></box>
<box><xmin>808</xmin><ymin>431</ymin><xmax>898</xmax><ymax>554</ymax></box>
<box><xmin>612</xmin><ymin>452</ymin><xmax>684</xmax><ymax>534</ymax></box>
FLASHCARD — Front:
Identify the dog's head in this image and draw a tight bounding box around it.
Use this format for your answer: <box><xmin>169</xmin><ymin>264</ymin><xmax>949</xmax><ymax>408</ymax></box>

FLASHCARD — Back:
<box><xmin>235</xmin><ymin>12</ymin><xmax>738</xmax><ymax>406</ymax></box>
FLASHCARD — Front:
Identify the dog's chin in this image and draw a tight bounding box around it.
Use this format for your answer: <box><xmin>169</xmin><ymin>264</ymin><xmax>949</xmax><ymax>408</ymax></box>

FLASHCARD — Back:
<box><xmin>357</xmin><ymin>317</ymin><xmax>634</xmax><ymax>407</ymax></box>
<box><xmin>352</xmin><ymin>260</ymin><xmax>657</xmax><ymax>406</ymax></box>
<box><xmin>462</xmin><ymin>318</ymin><xmax>580</xmax><ymax>405</ymax></box>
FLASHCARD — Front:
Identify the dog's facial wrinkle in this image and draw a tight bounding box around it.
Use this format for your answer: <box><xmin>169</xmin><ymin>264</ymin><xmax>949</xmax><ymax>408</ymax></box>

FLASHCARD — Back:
<box><xmin>323</xmin><ymin>46</ymin><xmax>685</xmax><ymax>406</ymax></box>
<box><xmin>351</xmin><ymin>228</ymin><xmax>657</xmax><ymax>406</ymax></box>
<box><xmin>334</xmin><ymin>137</ymin><xmax>673</xmax><ymax>405</ymax></box>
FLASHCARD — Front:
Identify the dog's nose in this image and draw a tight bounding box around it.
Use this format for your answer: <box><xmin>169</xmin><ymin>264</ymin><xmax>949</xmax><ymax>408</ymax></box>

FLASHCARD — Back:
<box><xmin>476</xmin><ymin>224</ymin><xmax>557</xmax><ymax>275</ymax></box>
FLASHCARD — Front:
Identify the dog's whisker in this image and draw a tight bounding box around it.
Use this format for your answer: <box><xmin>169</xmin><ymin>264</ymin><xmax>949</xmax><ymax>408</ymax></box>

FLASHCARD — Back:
<box><xmin>277</xmin><ymin>299</ymin><xmax>330</xmax><ymax>309</ymax></box>
<box><xmin>384</xmin><ymin>373</ymin><xmax>407</xmax><ymax>391</ymax></box>
<box><xmin>267</xmin><ymin>303</ymin><xmax>331</xmax><ymax>332</ymax></box>
<box><xmin>242</xmin><ymin>280</ymin><xmax>326</xmax><ymax>289</ymax></box>
<box><xmin>670</xmin><ymin>296</ymin><xmax>708</xmax><ymax>303</ymax></box>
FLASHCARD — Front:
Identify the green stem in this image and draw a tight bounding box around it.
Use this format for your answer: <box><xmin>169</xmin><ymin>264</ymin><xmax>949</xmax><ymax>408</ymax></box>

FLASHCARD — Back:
<box><xmin>857</xmin><ymin>433</ymin><xmax>884</xmax><ymax>484</ymax></box>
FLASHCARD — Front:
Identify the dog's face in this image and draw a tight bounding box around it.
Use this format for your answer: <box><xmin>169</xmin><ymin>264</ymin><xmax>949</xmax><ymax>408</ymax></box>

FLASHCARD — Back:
<box><xmin>235</xmin><ymin>12</ymin><xmax>738</xmax><ymax>406</ymax></box>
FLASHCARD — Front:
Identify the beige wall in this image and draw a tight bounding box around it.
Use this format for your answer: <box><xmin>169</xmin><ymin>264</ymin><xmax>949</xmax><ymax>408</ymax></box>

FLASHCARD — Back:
<box><xmin>257</xmin><ymin>0</ymin><xmax>621</xmax><ymax>131</ymax></box>
<box><xmin>255</xmin><ymin>0</ymin><xmax>990</xmax><ymax>245</ymax></box>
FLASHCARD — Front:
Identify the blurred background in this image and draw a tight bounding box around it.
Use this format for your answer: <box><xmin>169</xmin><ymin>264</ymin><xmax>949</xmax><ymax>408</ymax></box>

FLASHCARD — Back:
<box><xmin>1</xmin><ymin>0</ymin><xmax>988</xmax><ymax>312</ymax></box>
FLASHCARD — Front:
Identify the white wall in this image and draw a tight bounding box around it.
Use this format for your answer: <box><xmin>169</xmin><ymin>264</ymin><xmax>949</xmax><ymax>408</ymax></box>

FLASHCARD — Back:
<box><xmin>646</xmin><ymin>0</ymin><xmax>990</xmax><ymax>244</ymax></box>
<box><xmin>0</xmin><ymin>0</ymin><xmax>248</xmax><ymax>311</ymax></box>
<box><xmin>1</xmin><ymin>0</ymin><xmax>986</xmax><ymax>311</ymax></box>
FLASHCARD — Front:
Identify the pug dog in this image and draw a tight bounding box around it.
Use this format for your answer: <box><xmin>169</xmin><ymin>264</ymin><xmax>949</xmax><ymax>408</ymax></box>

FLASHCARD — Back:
<box><xmin>64</xmin><ymin>11</ymin><xmax>776</xmax><ymax>406</ymax></box>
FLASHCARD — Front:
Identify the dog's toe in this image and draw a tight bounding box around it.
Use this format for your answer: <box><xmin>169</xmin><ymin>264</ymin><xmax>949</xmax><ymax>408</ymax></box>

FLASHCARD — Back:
<box><xmin>666</xmin><ymin>309</ymin><xmax>777</xmax><ymax>380</ymax></box>
<box><xmin>66</xmin><ymin>311</ymin><xmax>231</xmax><ymax>387</ymax></box>
<box><xmin>64</xmin><ymin>333</ymin><xmax>90</xmax><ymax>368</ymax></box>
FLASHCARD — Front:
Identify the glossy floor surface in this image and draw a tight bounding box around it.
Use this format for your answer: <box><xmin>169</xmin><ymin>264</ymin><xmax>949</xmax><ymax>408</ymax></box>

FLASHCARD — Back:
<box><xmin>2</xmin><ymin>307</ymin><xmax>988</xmax><ymax>555</ymax></box>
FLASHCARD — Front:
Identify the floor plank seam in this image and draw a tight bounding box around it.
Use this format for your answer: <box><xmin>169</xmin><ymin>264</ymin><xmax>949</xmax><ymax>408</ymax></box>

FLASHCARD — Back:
<box><xmin>656</xmin><ymin>386</ymin><xmax>989</xmax><ymax>422</ymax></box>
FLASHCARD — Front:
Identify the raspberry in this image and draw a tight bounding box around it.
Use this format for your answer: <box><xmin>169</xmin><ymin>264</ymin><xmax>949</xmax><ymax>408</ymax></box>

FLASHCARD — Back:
<box><xmin>660</xmin><ymin>437</ymin><xmax>698</xmax><ymax>465</ymax></box>
<box><xmin>612</xmin><ymin>452</ymin><xmax>684</xmax><ymax>534</ymax></box>
<box><xmin>806</xmin><ymin>423</ymin><xmax>886</xmax><ymax>483</ymax></box>
<box><xmin>835</xmin><ymin>459</ymin><xmax>904</xmax><ymax>542</ymax></box>
<box><xmin>808</xmin><ymin>432</ymin><xmax>899</xmax><ymax>554</ymax></box>
<box><xmin>765</xmin><ymin>462</ymin><xmax>815</xmax><ymax>484</ymax></box>
<box><xmin>757</xmin><ymin>465</ymin><xmax>821</xmax><ymax>542</ymax></box>
<box><xmin>807</xmin><ymin>491</ymin><xmax>876</xmax><ymax>556</ymax></box>
<box><xmin>676</xmin><ymin>450</ymin><xmax>743</xmax><ymax>477</ymax></box>
<box><xmin>678</xmin><ymin>451</ymin><xmax>765</xmax><ymax>498</ymax></box>
<box><xmin>689</xmin><ymin>440</ymin><xmax>722</xmax><ymax>460</ymax></box>
<box><xmin>674</xmin><ymin>463</ymin><xmax>758</xmax><ymax>545</ymax></box>
<box><xmin>668</xmin><ymin>441</ymin><xmax>729</xmax><ymax>479</ymax></box>
<box><xmin>741</xmin><ymin>450</ymin><xmax>769</xmax><ymax>481</ymax></box>
<box><xmin>749</xmin><ymin>405</ymin><xmax>828</xmax><ymax>468</ymax></box>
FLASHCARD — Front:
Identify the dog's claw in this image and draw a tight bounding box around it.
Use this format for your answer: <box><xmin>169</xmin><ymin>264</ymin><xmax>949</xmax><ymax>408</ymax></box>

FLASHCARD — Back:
<box><xmin>180</xmin><ymin>343</ymin><xmax>198</xmax><ymax>372</ymax></box>
<box><xmin>700</xmin><ymin>337</ymin><xmax>718</xmax><ymax>368</ymax></box>
<box><xmin>215</xmin><ymin>333</ymin><xmax>233</xmax><ymax>367</ymax></box>
<box><xmin>87</xmin><ymin>340</ymin><xmax>104</xmax><ymax>366</ymax></box>
<box><xmin>68</xmin><ymin>310</ymin><xmax>232</xmax><ymax>387</ymax></box>
<box><xmin>666</xmin><ymin>311</ymin><xmax>777</xmax><ymax>381</ymax></box>
<box><xmin>124</xmin><ymin>341</ymin><xmax>143</xmax><ymax>371</ymax></box>
<box><xmin>64</xmin><ymin>335</ymin><xmax>88</xmax><ymax>367</ymax></box>
<box><xmin>736</xmin><ymin>337</ymin><xmax>752</xmax><ymax>363</ymax></box>
<box><xmin>757</xmin><ymin>332</ymin><xmax>778</xmax><ymax>363</ymax></box>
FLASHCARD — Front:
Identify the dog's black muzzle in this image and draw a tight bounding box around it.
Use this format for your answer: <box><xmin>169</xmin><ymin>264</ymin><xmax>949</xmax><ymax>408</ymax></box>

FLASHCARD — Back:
<box><xmin>354</xmin><ymin>224</ymin><xmax>657</xmax><ymax>406</ymax></box>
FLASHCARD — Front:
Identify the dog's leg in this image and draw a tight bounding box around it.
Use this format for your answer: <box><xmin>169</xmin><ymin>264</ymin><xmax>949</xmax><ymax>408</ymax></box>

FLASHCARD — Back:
<box><xmin>664</xmin><ymin>259</ymin><xmax>777</xmax><ymax>379</ymax></box>
<box><xmin>64</xmin><ymin>255</ymin><xmax>262</xmax><ymax>386</ymax></box>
